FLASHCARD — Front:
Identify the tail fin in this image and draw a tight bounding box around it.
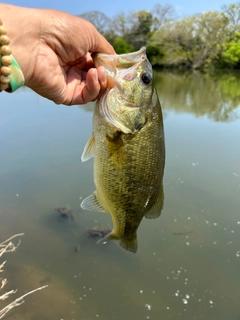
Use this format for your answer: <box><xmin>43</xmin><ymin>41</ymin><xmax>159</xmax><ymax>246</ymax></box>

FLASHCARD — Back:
<box><xmin>97</xmin><ymin>232</ymin><xmax>138</xmax><ymax>253</ymax></box>
<box><xmin>119</xmin><ymin>236</ymin><xmax>138</xmax><ymax>253</ymax></box>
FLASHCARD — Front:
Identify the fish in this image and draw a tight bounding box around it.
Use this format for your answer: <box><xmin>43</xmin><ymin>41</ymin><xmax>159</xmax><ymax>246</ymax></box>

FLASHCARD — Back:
<box><xmin>81</xmin><ymin>47</ymin><xmax>165</xmax><ymax>253</ymax></box>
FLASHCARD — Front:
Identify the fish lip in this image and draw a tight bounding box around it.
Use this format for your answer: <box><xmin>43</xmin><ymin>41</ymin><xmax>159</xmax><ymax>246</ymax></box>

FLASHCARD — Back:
<box><xmin>92</xmin><ymin>47</ymin><xmax>147</xmax><ymax>67</ymax></box>
<box><xmin>93</xmin><ymin>47</ymin><xmax>147</xmax><ymax>90</ymax></box>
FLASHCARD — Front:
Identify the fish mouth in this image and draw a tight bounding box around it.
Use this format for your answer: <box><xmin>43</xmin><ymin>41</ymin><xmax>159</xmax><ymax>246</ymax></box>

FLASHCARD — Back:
<box><xmin>92</xmin><ymin>47</ymin><xmax>147</xmax><ymax>89</ymax></box>
<box><xmin>93</xmin><ymin>47</ymin><xmax>147</xmax><ymax>70</ymax></box>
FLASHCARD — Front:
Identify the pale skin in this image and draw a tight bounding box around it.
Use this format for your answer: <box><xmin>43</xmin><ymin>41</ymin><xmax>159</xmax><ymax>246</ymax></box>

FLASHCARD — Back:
<box><xmin>0</xmin><ymin>3</ymin><xmax>115</xmax><ymax>105</ymax></box>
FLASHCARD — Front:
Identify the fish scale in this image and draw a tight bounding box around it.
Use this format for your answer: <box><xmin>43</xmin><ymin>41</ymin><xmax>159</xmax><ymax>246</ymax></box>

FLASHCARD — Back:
<box><xmin>81</xmin><ymin>47</ymin><xmax>165</xmax><ymax>253</ymax></box>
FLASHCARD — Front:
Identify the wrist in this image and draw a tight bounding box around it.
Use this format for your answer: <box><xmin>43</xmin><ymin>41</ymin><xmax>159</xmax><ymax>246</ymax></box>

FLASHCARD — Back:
<box><xmin>0</xmin><ymin>3</ymin><xmax>41</xmax><ymax>86</ymax></box>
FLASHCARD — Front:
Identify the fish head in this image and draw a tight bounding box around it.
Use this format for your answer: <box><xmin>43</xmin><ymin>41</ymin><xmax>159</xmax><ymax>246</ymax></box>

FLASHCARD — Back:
<box><xmin>93</xmin><ymin>47</ymin><xmax>157</xmax><ymax>133</ymax></box>
<box><xmin>93</xmin><ymin>47</ymin><xmax>154</xmax><ymax>104</ymax></box>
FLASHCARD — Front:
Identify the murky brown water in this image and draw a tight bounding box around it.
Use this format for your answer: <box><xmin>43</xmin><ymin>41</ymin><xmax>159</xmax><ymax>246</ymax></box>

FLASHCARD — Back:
<box><xmin>0</xmin><ymin>71</ymin><xmax>240</xmax><ymax>320</ymax></box>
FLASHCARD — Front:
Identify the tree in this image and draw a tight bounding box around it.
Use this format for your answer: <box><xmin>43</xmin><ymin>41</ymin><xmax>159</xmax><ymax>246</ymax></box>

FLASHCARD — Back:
<box><xmin>146</xmin><ymin>42</ymin><xmax>165</xmax><ymax>66</ymax></box>
<box><xmin>151</xmin><ymin>3</ymin><xmax>176</xmax><ymax>31</ymax></box>
<box><xmin>113</xmin><ymin>37</ymin><xmax>134</xmax><ymax>54</ymax></box>
<box><xmin>78</xmin><ymin>11</ymin><xmax>111</xmax><ymax>35</ymax></box>
<box><xmin>222</xmin><ymin>2</ymin><xmax>240</xmax><ymax>33</ymax></box>
<box><xmin>220</xmin><ymin>3</ymin><xmax>240</xmax><ymax>68</ymax></box>
<box><xmin>222</xmin><ymin>32</ymin><xmax>240</xmax><ymax>67</ymax></box>
<box><xmin>193</xmin><ymin>11</ymin><xmax>229</xmax><ymax>68</ymax></box>
<box><xmin>152</xmin><ymin>11</ymin><xmax>229</xmax><ymax>69</ymax></box>
<box><xmin>77</xmin><ymin>6</ymin><xmax>240</xmax><ymax>70</ymax></box>
<box><xmin>106</xmin><ymin>12</ymin><xmax>133</xmax><ymax>43</ymax></box>
<box><xmin>152</xmin><ymin>16</ymin><xmax>199</xmax><ymax>68</ymax></box>
<box><xmin>129</xmin><ymin>10</ymin><xmax>153</xmax><ymax>49</ymax></box>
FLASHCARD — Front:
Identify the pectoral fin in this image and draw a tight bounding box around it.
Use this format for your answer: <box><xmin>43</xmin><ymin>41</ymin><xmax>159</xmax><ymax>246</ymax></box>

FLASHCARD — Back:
<box><xmin>110</xmin><ymin>108</ymin><xmax>146</xmax><ymax>134</ymax></box>
<box><xmin>106</xmin><ymin>132</ymin><xmax>126</xmax><ymax>168</ymax></box>
<box><xmin>81</xmin><ymin>134</ymin><xmax>95</xmax><ymax>162</ymax></box>
<box><xmin>133</xmin><ymin>112</ymin><xmax>146</xmax><ymax>131</ymax></box>
<box><xmin>80</xmin><ymin>192</ymin><xmax>106</xmax><ymax>213</ymax></box>
<box><xmin>145</xmin><ymin>186</ymin><xmax>164</xmax><ymax>219</ymax></box>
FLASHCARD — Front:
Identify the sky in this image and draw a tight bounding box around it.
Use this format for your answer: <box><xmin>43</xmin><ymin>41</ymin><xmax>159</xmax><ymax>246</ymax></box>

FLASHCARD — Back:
<box><xmin>3</xmin><ymin>0</ymin><xmax>236</xmax><ymax>18</ymax></box>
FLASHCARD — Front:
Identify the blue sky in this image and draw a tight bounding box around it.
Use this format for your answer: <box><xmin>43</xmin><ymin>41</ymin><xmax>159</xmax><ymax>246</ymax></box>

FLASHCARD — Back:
<box><xmin>3</xmin><ymin>0</ymin><xmax>235</xmax><ymax>17</ymax></box>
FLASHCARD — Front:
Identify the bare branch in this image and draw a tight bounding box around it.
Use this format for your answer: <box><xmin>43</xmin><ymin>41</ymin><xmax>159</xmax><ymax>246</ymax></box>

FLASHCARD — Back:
<box><xmin>0</xmin><ymin>279</ymin><xmax>7</xmax><ymax>290</ymax></box>
<box><xmin>0</xmin><ymin>234</ymin><xmax>48</xmax><ymax>319</ymax></box>
<box><xmin>0</xmin><ymin>290</ymin><xmax>17</xmax><ymax>301</ymax></box>
<box><xmin>0</xmin><ymin>262</ymin><xmax>6</xmax><ymax>273</ymax></box>
<box><xmin>0</xmin><ymin>234</ymin><xmax>25</xmax><ymax>247</ymax></box>
<box><xmin>0</xmin><ymin>285</ymin><xmax>48</xmax><ymax>319</ymax></box>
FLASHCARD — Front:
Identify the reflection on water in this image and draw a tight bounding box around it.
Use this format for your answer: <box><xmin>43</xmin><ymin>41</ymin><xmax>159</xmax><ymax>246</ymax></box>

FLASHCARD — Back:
<box><xmin>0</xmin><ymin>72</ymin><xmax>240</xmax><ymax>320</ymax></box>
<box><xmin>155</xmin><ymin>70</ymin><xmax>240</xmax><ymax>122</ymax></box>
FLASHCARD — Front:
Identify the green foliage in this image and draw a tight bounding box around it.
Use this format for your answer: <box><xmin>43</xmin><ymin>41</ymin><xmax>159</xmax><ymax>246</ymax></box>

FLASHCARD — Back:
<box><xmin>152</xmin><ymin>17</ymin><xmax>199</xmax><ymax>68</ymax></box>
<box><xmin>217</xmin><ymin>72</ymin><xmax>240</xmax><ymax>101</ymax></box>
<box><xmin>146</xmin><ymin>42</ymin><xmax>165</xmax><ymax>66</ymax></box>
<box><xmin>152</xmin><ymin>11</ymin><xmax>229</xmax><ymax>69</ymax></box>
<box><xmin>79</xmin><ymin>2</ymin><xmax>240</xmax><ymax>70</ymax></box>
<box><xmin>129</xmin><ymin>10</ymin><xmax>153</xmax><ymax>50</ymax></box>
<box><xmin>113</xmin><ymin>37</ymin><xmax>134</xmax><ymax>54</ymax></box>
<box><xmin>222</xmin><ymin>33</ymin><xmax>240</xmax><ymax>67</ymax></box>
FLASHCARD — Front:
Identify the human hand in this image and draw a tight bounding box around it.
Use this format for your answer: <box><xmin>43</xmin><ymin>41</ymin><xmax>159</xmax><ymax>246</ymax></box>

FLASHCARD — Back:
<box><xmin>1</xmin><ymin>4</ymin><xmax>115</xmax><ymax>105</ymax></box>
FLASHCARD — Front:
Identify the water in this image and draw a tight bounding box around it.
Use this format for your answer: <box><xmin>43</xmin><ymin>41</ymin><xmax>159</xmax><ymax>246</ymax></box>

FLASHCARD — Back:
<box><xmin>0</xmin><ymin>71</ymin><xmax>240</xmax><ymax>320</ymax></box>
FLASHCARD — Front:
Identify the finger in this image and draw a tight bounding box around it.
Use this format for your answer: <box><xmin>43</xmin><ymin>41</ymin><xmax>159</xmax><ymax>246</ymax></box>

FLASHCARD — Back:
<box><xmin>97</xmin><ymin>66</ymin><xmax>107</xmax><ymax>89</ymax></box>
<box><xmin>81</xmin><ymin>53</ymin><xmax>95</xmax><ymax>70</ymax></box>
<box><xmin>94</xmin><ymin>66</ymin><xmax>107</xmax><ymax>100</ymax></box>
<box><xmin>64</xmin><ymin>67</ymin><xmax>107</xmax><ymax>105</ymax></box>
<box><xmin>83</xmin><ymin>20</ymin><xmax>115</xmax><ymax>55</ymax></box>
<box><xmin>94</xmin><ymin>32</ymin><xmax>116</xmax><ymax>55</ymax></box>
<box><xmin>81</xmin><ymin>68</ymin><xmax>101</xmax><ymax>104</ymax></box>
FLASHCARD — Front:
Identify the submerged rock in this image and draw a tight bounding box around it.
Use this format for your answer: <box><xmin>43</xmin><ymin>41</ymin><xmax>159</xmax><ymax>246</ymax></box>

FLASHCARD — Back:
<box><xmin>54</xmin><ymin>204</ymin><xmax>74</xmax><ymax>220</ymax></box>
<box><xmin>86</xmin><ymin>226</ymin><xmax>111</xmax><ymax>239</ymax></box>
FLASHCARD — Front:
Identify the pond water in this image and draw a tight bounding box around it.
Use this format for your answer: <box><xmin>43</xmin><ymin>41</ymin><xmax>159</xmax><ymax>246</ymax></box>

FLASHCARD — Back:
<box><xmin>0</xmin><ymin>71</ymin><xmax>240</xmax><ymax>320</ymax></box>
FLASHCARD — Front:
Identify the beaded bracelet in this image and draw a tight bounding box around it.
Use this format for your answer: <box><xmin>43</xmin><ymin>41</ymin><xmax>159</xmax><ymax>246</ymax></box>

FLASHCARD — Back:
<box><xmin>0</xmin><ymin>18</ymin><xmax>25</xmax><ymax>92</ymax></box>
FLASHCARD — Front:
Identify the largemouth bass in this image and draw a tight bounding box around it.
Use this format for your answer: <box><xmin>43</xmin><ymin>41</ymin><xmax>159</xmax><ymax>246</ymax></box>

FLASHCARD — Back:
<box><xmin>81</xmin><ymin>47</ymin><xmax>165</xmax><ymax>253</ymax></box>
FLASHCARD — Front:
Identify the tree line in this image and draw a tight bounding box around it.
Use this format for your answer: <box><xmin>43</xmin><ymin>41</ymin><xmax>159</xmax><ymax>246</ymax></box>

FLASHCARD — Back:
<box><xmin>78</xmin><ymin>3</ymin><xmax>240</xmax><ymax>70</ymax></box>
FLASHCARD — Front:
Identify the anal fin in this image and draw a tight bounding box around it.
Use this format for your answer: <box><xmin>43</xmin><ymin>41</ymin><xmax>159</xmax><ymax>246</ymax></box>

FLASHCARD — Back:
<box><xmin>145</xmin><ymin>186</ymin><xmax>164</xmax><ymax>219</ymax></box>
<box><xmin>97</xmin><ymin>232</ymin><xmax>117</xmax><ymax>244</ymax></box>
<box><xmin>97</xmin><ymin>232</ymin><xmax>138</xmax><ymax>253</ymax></box>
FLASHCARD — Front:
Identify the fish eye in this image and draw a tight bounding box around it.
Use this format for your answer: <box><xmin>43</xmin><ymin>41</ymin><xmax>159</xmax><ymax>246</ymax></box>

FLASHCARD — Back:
<box><xmin>141</xmin><ymin>72</ymin><xmax>152</xmax><ymax>85</ymax></box>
